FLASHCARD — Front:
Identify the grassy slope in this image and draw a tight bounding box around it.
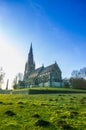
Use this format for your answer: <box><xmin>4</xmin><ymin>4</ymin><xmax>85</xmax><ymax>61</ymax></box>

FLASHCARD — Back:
<box><xmin>0</xmin><ymin>94</ymin><xmax>86</xmax><ymax>130</ymax></box>
<box><xmin>13</xmin><ymin>87</ymin><xmax>86</xmax><ymax>92</ymax></box>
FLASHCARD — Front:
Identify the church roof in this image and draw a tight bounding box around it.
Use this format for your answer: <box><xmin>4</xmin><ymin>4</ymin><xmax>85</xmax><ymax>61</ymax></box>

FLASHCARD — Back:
<box><xmin>29</xmin><ymin>66</ymin><xmax>44</xmax><ymax>78</ymax></box>
<box><xmin>29</xmin><ymin>63</ymin><xmax>61</xmax><ymax>79</ymax></box>
<box><xmin>41</xmin><ymin>63</ymin><xmax>61</xmax><ymax>74</ymax></box>
<box><xmin>40</xmin><ymin>64</ymin><xmax>55</xmax><ymax>74</ymax></box>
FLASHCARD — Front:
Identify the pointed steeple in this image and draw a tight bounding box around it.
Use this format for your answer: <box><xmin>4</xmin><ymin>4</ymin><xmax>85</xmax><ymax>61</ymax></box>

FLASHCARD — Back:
<box><xmin>24</xmin><ymin>43</ymin><xmax>35</xmax><ymax>81</ymax></box>
<box><xmin>28</xmin><ymin>43</ymin><xmax>34</xmax><ymax>64</ymax></box>
<box><xmin>29</xmin><ymin>42</ymin><xmax>33</xmax><ymax>55</ymax></box>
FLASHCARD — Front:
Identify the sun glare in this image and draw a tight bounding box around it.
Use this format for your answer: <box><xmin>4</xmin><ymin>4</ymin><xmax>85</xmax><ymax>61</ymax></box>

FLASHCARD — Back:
<box><xmin>0</xmin><ymin>36</ymin><xmax>24</xmax><ymax>89</ymax></box>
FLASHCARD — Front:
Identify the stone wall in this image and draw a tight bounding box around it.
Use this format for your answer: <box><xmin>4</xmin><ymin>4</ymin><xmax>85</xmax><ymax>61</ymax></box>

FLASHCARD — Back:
<box><xmin>0</xmin><ymin>89</ymin><xmax>86</xmax><ymax>94</ymax></box>
<box><xmin>11</xmin><ymin>90</ymin><xmax>29</xmax><ymax>94</ymax></box>
<box><xmin>0</xmin><ymin>90</ymin><xmax>11</xmax><ymax>94</ymax></box>
<box><xmin>39</xmin><ymin>81</ymin><xmax>63</xmax><ymax>87</ymax></box>
<box><xmin>51</xmin><ymin>82</ymin><xmax>63</xmax><ymax>87</ymax></box>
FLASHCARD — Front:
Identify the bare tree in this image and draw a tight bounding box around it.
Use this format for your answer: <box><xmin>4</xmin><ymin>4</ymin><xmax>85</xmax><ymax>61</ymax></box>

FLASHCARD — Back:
<box><xmin>12</xmin><ymin>76</ymin><xmax>18</xmax><ymax>89</ymax></box>
<box><xmin>12</xmin><ymin>73</ymin><xmax>23</xmax><ymax>89</ymax></box>
<box><xmin>17</xmin><ymin>73</ymin><xmax>23</xmax><ymax>82</ymax></box>
<box><xmin>0</xmin><ymin>67</ymin><xmax>5</xmax><ymax>89</ymax></box>
<box><xmin>6</xmin><ymin>79</ymin><xmax>9</xmax><ymax>90</ymax></box>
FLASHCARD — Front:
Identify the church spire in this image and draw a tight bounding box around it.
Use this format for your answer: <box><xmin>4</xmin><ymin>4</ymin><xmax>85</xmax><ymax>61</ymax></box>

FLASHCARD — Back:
<box><xmin>29</xmin><ymin>42</ymin><xmax>33</xmax><ymax>55</ymax></box>
<box><xmin>24</xmin><ymin>43</ymin><xmax>35</xmax><ymax>81</ymax></box>
<box><xmin>28</xmin><ymin>43</ymin><xmax>34</xmax><ymax>64</ymax></box>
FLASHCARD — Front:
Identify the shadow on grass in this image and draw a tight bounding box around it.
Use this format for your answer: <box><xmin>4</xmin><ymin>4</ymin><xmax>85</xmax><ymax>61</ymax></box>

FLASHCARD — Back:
<box><xmin>57</xmin><ymin>120</ymin><xmax>76</xmax><ymax>130</ymax></box>
<box><xmin>5</xmin><ymin>110</ymin><xmax>16</xmax><ymax>116</ymax></box>
<box><xmin>35</xmin><ymin>119</ymin><xmax>57</xmax><ymax>130</ymax></box>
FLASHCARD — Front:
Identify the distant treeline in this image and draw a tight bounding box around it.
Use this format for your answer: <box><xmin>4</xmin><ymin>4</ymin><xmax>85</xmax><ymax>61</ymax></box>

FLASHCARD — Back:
<box><xmin>69</xmin><ymin>78</ymin><xmax>86</xmax><ymax>89</ymax></box>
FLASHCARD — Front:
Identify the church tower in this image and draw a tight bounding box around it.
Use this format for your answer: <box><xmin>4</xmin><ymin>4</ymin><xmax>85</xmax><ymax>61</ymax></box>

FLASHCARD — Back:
<box><xmin>24</xmin><ymin>43</ymin><xmax>35</xmax><ymax>80</ymax></box>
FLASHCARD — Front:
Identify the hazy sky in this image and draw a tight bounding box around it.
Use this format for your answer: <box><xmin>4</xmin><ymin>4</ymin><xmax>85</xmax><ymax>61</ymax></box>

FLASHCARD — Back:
<box><xmin>0</xmin><ymin>0</ymin><xmax>86</xmax><ymax>88</ymax></box>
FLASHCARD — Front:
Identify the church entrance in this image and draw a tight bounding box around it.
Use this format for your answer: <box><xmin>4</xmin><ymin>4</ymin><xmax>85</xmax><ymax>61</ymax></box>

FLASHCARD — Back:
<box><xmin>35</xmin><ymin>79</ymin><xmax>38</xmax><ymax>85</ymax></box>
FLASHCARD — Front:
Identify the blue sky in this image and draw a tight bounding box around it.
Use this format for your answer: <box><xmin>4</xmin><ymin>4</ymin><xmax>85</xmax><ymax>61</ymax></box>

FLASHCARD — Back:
<box><xmin>0</xmin><ymin>0</ymin><xmax>86</xmax><ymax>88</ymax></box>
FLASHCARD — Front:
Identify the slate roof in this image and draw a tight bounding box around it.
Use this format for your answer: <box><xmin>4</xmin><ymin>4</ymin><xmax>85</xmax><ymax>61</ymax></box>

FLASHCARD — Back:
<box><xmin>40</xmin><ymin>64</ymin><xmax>54</xmax><ymax>74</ymax></box>
<box><xmin>40</xmin><ymin>63</ymin><xmax>61</xmax><ymax>74</ymax></box>
<box><xmin>29</xmin><ymin>63</ymin><xmax>61</xmax><ymax>79</ymax></box>
<box><xmin>29</xmin><ymin>66</ymin><xmax>43</xmax><ymax>78</ymax></box>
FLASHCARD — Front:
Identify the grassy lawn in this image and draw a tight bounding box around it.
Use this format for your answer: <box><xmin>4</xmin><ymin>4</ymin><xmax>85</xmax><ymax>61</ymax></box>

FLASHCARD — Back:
<box><xmin>0</xmin><ymin>94</ymin><xmax>86</xmax><ymax>130</ymax></box>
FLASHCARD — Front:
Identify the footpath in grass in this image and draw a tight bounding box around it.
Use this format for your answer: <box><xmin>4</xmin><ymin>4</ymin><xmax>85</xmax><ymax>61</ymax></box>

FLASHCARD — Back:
<box><xmin>0</xmin><ymin>94</ymin><xmax>86</xmax><ymax>130</ymax></box>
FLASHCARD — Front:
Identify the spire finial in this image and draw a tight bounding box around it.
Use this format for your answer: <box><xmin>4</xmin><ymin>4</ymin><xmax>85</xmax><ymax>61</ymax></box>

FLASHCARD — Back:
<box><xmin>30</xmin><ymin>42</ymin><xmax>32</xmax><ymax>48</ymax></box>
<box><xmin>42</xmin><ymin>64</ymin><xmax>44</xmax><ymax>67</ymax></box>
<box><xmin>29</xmin><ymin>42</ymin><xmax>33</xmax><ymax>54</ymax></box>
<box><xmin>55</xmin><ymin>61</ymin><xmax>57</xmax><ymax>64</ymax></box>
<box><xmin>31</xmin><ymin>42</ymin><xmax>32</xmax><ymax>47</ymax></box>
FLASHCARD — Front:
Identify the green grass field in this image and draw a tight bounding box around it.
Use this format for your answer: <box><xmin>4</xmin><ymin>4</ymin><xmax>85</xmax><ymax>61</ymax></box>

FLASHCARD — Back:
<box><xmin>0</xmin><ymin>94</ymin><xmax>86</xmax><ymax>130</ymax></box>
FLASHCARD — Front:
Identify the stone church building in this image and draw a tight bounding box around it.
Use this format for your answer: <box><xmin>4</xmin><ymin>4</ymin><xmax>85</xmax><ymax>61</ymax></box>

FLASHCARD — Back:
<box><xmin>24</xmin><ymin>44</ymin><xmax>62</xmax><ymax>87</ymax></box>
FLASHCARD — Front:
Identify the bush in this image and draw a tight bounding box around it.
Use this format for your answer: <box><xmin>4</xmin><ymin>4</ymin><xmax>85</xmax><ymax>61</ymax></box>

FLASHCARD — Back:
<box><xmin>13</xmin><ymin>84</ymin><xmax>18</xmax><ymax>89</ymax></box>
<box><xmin>63</xmin><ymin>78</ymin><xmax>70</xmax><ymax>88</ymax></box>
<box><xmin>70</xmin><ymin>78</ymin><xmax>86</xmax><ymax>89</ymax></box>
<box><xmin>17</xmin><ymin>81</ymin><xmax>26</xmax><ymax>89</ymax></box>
